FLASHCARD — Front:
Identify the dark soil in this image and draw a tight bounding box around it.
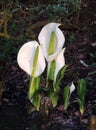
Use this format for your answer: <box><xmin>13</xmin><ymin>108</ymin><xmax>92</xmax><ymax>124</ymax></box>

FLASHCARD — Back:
<box><xmin>0</xmin><ymin>0</ymin><xmax>96</xmax><ymax>130</ymax></box>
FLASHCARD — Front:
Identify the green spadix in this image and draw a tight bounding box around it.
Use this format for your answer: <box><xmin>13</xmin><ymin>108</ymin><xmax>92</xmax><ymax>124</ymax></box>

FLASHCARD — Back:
<box><xmin>48</xmin><ymin>31</ymin><xmax>56</xmax><ymax>55</ymax></box>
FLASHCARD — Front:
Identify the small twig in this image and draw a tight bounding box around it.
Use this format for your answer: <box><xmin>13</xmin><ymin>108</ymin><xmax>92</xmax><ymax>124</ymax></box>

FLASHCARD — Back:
<box><xmin>76</xmin><ymin>0</ymin><xmax>82</xmax><ymax>24</ymax></box>
<box><xmin>0</xmin><ymin>32</ymin><xmax>10</xmax><ymax>39</ymax></box>
<box><xmin>68</xmin><ymin>23</ymin><xmax>81</xmax><ymax>30</ymax></box>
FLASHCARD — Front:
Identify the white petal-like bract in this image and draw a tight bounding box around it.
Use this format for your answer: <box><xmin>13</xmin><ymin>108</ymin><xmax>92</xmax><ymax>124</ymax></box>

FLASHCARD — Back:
<box><xmin>54</xmin><ymin>48</ymin><xmax>66</xmax><ymax>81</ymax></box>
<box><xmin>17</xmin><ymin>41</ymin><xmax>46</xmax><ymax>77</ymax></box>
<box><xmin>70</xmin><ymin>82</ymin><xmax>75</xmax><ymax>94</ymax></box>
<box><xmin>38</xmin><ymin>23</ymin><xmax>65</xmax><ymax>62</ymax></box>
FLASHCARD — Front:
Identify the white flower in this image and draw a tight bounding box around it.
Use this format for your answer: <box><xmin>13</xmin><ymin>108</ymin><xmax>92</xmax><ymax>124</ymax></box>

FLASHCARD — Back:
<box><xmin>70</xmin><ymin>82</ymin><xmax>75</xmax><ymax>95</ymax></box>
<box><xmin>17</xmin><ymin>41</ymin><xmax>46</xmax><ymax>77</ymax></box>
<box><xmin>48</xmin><ymin>48</ymin><xmax>66</xmax><ymax>82</ymax></box>
<box><xmin>54</xmin><ymin>48</ymin><xmax>66</xmax><ymax>81</ymax></box>
<box><xmin>38</xmin><ymin>23</ymin><xmax>65</xmax><ymax>62</ymax></box>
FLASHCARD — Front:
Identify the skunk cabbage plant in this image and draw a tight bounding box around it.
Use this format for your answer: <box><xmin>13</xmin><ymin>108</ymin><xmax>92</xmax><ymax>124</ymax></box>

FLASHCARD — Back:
<box><xmin>47</xmin><ymin>48</ymin><xmax>67</xmax><ymax>107</ymax></box>
<box><xmin>77</xmin><ymin>79</ymin><xmax>87</xmax><ymax>114</ymax></box>
<box><xmin>63</xmin><ymin>82</ymin><xmax>75</xmax><ymax>110</ymax></box>
<box><xmin>17</xmin><ymin>41</ymin><xmax>46</xmax><ymax>109</ymax></box>
<box><xmin>17</xmin><ymin>22</ymin><xmax>67</xmax><ymax>110</ymax></box>
<box><xmin>17</xmin><ymin>23</ymin><xmax>86</xmax><ymax>114</ymax></box>
<box><xmin>38</xmin><ymin>23</ymin><xmax>66</xmax><ymax>107</ymax></box>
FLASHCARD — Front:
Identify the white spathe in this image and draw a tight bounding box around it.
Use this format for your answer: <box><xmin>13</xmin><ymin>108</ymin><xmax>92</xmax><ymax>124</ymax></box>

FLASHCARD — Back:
<box><xmin>38</xmin><ymin>23</ymin><xmax>65</xmax><ymax>62</ymax></box>
<box><xmin>17</xmin><ymin>41</ymin><xmax>46</xmax><ymax>77</ymax></box>
<box><xmin>48</xmin><ymin>48</ymin><xmax>66</xmax><ymax>82</ymax></box>
<box><xmin>70</xmin><ymin>82</ymin><xmax>75</xmax><ymax>95</ymax></box>
<box><xmin>54</xmin><ymin>48</ymin><xmax>66</xmax><ymax>81</ymax></box>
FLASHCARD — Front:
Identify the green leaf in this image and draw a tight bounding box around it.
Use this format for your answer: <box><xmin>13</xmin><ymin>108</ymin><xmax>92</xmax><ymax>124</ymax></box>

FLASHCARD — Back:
<box><xmin>28</xmin><ymin>76</ymin><xmax>40</xmax><ymax>101</ymax></box>
<box><xmin>76</xmin><ymin>98</ymin><xmax>84</xmax><ymax>114</ymax></box>
<box><xmin>28</xmin><ymin>76</ymin><xmax>41</xmax><ymax>110</ymax></box>
<box><xmin>76</xmin><ymin>98</ymin><xmax>82</xmax><ymax>105</ymax></box>
<box><xmin>32</xmin><ymin>92</ymin><xmax>41</xmax><ymax>110</ymax></box>
<box><xmin>63</xmin><ymin>85</ymin><xmax>70</xmax><ymax>110</ymax></box>
<box><xmin>48</xmin><ymin>31</ymin><xmax>56</xmax><ymax>55</ymax></box>
<box><xmin>54</xmin><ymin>65</ymin><xmax>68</xmax><ymax>91</ymax></box>
<box><xmin>77</xmin><ymin>79</ymin><xmax>87</xmax><ymax>102</ymax></box>
<box><xmin>48</xmin><ymin>60</ymin><xmax>56</xmax><ymax>81</ymax></box>
<box><xmin>49</xmin><ymin>89</ymin><xmax>59</xmax><ymax>107</ymax></box>
<box><xmin>77</xmin><ymin>79</ymin><xmax>87</xmax><ymax>114</ymax></box>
